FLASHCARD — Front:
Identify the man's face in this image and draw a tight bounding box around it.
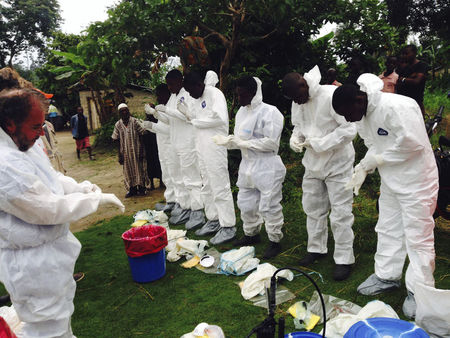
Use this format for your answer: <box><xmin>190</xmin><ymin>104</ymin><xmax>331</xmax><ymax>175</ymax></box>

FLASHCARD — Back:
<box><xmin>9</xmin><ymin>98</ymin><xmax>45</xmax><ymax>151</ymax></box>
<box><xmin>386</xmin><ymin>58</ymin><xmax>397</xmax><ymax>72</ymax></box>
<box><xmin>284</xmin><ymin>77</ymin><xmax>309</xmax><ymax>105</ymax></box>
<box><xmin>156</xmin><ymin>92</ymin><xmax>170</xmax><ymax>105</ymax></box>
<box><xmin>335</xmin><ymin>94</ymin><xmax>367</xmax><ymax>122</ymax></box>
<box><xmin>119</xmin><ymin>107</ymin><xmax>130</xmax><ymax>123</ymax></box>
<box><xmin>184</xmin><ymin>82</ymin><xmax>204</xmax><ymax>99</ymax></box>
<box><xmin>236</xmin><ymin>87</ymin><xmax>254</xmax><ymax>107</ymax></box>
<box><xmin>77</xmin><ymin>107</ymin><xmax>83</xmax><ymax>115</ymax></box>
<box><xmin>402</xmin><ymin>48</ymin><xmax>415</xmax><ymax>64</ymax></box>
<box><xmin>166</xmin><ymin>78</ymin><xmax>183</xmax><ymax>94</ymax></box>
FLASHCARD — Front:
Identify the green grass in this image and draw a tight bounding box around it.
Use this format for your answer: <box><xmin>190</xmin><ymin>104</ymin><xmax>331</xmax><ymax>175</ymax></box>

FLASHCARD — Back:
<box><xmin>63</xmin><ymin>193</ymin><xmax>449</xmax><ymax>337</ymax></box>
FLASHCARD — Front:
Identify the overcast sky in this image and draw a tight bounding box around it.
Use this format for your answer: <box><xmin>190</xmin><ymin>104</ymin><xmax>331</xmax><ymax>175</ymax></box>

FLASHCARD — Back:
<box><xmin>59</xmin><ymin>0</ymin><xmax>119</xmax><ymax>34</ymax></box>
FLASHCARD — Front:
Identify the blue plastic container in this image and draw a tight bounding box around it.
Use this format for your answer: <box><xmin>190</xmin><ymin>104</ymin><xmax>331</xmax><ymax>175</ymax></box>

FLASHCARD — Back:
<box><xmin>127</xmin><ymin>248</ymin><xmax>166</xmax><ymax>283</ymax></box>
<box><xmin>344</xmin><ymin>317</ymin><xmax>429</xmax><ymax>338</ymax></box>
<box><xmin>285</xmin><ymin>333</ymin><xmax>322</xmax><ymax>337</ymax></box>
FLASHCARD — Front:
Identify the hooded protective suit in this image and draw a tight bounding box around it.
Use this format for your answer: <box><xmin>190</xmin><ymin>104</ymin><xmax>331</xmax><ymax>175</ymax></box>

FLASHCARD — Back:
<box><xmin>0</xmin><ymin>127</ymin><xmax>117</xmax><ymax>337</ymax></box>
<box><xmin>189</xmin><ymin>79</ymin><xmax>236</xmax><ymax>229</ymax></box>
<box><xmin>232</xmin><ymin>78</ymin><xmax>286</xmax><ymax>242</ymax></box>
<box><xmin>355</xmin><ymin>74</ymin><xmax>438</xmax><ymax>292</ymax></box>
<box><xmin>290</xmin><ymin>65</ymin><xmax>357</xmax><ymax>264</ymax></box>
<box><xmin>163</xmin><ymin>88</ymin><xmax>203</xmax><ymax>212</ymax></box>
<box><xmin>141</xmin><ymin>113</ymin><xmax>176</xmax><ymax>204</ymax></box>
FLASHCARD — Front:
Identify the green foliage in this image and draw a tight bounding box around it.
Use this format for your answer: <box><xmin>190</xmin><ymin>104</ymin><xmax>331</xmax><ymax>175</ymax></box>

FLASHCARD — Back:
<box><xmin>93</xmin><ymin>117</ymin><xmax>117</xmax><ymax>150</ymax></box>
<box><xmin>0</xmin><ymin>0</ymin><xmax>61</xmax><ymax>67</ymax></box>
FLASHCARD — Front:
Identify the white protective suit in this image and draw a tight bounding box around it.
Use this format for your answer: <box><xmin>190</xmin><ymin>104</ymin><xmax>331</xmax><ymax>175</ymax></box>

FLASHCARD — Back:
<box><xmin>141</xmin><ymin>115</ymin><xmax>176</xmax><ymax>204</ymax></box>
<box><xmin>355</xmin><ymin>73</ymin><xmax>438</xmax><ymax>292</ymax></box>
<box><xmin>163</xmin><ymin>88</ymin><xmax>203</xmax><ymax>211</ymax></box>
<box><xmin>291</xmin><ymin>66</ymin><xmax>357</xmax><ymax>264</ymax></box>
<box><xmin>0</xmin><ymin>128</ymin><xmax>112</xmax><ymax>337</ymax></box>
<box><xmin>189</xmin><ymin>80</ymin><xmax>236</xmax><ymax>228</ymax></box>
<box><xmin>232</xmin><ymin>78</ymin><xmax>286</xmax><ymax>242</ymax></box>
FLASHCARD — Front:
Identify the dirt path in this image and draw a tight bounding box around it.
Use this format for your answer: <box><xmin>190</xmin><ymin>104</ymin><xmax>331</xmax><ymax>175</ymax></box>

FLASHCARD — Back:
<box><xmin>56</xmin><ymin>131</ymin><xmax>165</xmax><ymax>233</ymax></box>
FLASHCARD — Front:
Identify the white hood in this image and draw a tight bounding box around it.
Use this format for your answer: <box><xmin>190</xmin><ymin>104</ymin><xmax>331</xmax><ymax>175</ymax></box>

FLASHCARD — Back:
<box><xmin>204</xmin><ymin>70</ymin><xmax>219</xmax><ymax>87</ymax></box>
<box><xmin>250</xmin><ymin>77</ymin><xmax>263</xmax><ymax>108</ymax></box>
<box><xmin>303</xmin><ymin>65</ymin><xmax>321</xmax><ymax>98</ymax></box>
<box><xmin>357</xmin><ymin>73</ymin><xmax>384</xmax><ymax>113</ymax></box>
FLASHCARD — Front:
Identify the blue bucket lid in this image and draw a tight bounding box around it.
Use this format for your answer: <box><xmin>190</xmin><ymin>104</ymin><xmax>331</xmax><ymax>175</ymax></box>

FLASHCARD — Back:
<box><xmin>285</xmin><ymin>332</ymin><xmax>322</xmax><ymax>338</ymax></box>
<box><xmin>344</xmin><ymin>317</ymin><xmax>429</xmax><ymax>337</ymax></box>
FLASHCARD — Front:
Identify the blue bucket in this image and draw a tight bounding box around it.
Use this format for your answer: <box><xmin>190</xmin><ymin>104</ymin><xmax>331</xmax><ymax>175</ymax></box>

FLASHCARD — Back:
<box><xmin>285</xmin><ymin>333</ymin><xmax>322</xmax><ymax>337</ymax></box>
<box><xmin>127</xmin><ymin>248</ymin><xmax>166</xmax><ymax>283</ymax></box>
<box><xmin>344</xmin><ymin>317</ymin><xmax>429</xmax><ymax>337</ymax></box>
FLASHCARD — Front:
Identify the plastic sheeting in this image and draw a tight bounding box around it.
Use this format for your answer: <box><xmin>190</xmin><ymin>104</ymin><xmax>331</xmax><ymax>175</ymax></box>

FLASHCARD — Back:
<box><xmin>308</xmin><ymin>291</ymin><xmax>361</xmax><ymax>324</ymax></box>
<box><xmin>0</xmin><ymin>306</ymin><xmax>23</xmax><ymax>336</ymax></box>
<box><xmin>122</xmin><ymin>225</ymin><xmax>168</xmax><ymax>258</ymax></box>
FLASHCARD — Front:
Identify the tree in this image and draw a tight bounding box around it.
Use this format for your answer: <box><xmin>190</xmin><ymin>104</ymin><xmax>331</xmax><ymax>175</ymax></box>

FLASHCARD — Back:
<box><xmin>0</xmin><ymin>0</ymin><xmax>61</xmax><ymax>67</ymax></box>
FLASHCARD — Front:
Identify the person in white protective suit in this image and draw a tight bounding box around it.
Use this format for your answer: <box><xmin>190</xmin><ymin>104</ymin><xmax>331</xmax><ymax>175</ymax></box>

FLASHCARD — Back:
<box><xmin>282</xmin><ymin>66</ymin><xmax>357</xmax><ymax>281</ymax></box>
<box><xmin>141</xmin><ymin>83</ymin><xmax>177</xmax><ymax>213</ymax></box>
<box><xmin>0</xmin><ymin>88</ymin><xmax>125</xmax><ymax>337</ymax></box>
<box><xmin>182</xmin><ymin>71</ymin><xmax>237</xmax><ymax>245</ymax></box>
<box><xmin>331</xmin><ymin>73</ymin><xmax>439</xmax><ymax>319</ymax></box>
<box><xmin>154</xmin><ymin>70</ymin><xmax>205</xmax><ymax>229</ymax></box>
<box><xmin>214</xmin><ymin>76</ymin><xmax>286</xmax><ymax>258</ymax></box>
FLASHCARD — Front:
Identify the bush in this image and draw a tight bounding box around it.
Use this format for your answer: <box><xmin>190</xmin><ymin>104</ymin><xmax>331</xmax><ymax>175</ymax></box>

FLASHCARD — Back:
<box><xmin>93</xmin><ymin>117</ymin><xmax>117</xmax><ymax>149</ymax></box>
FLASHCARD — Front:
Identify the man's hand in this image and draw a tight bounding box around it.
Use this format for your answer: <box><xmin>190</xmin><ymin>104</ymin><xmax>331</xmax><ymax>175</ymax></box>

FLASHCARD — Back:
<box><xmin>360</xmin><ymin>154</ymin><xmax>384</xmax><ymax>172</ymax></box>
<box><xmin>99</xmin><ymin>193</ymin><xmax>125</xmax><ymax>213</ymax></box>
<box><xmin>118</xmin><ymin>154</ymin><xmax>124</xmax><ymax>165</ymax></box>
<box><xmin>79</xmin><ymin>181</ymin><xmax>102</xmax><ymax>194</ymax></box>
<box><xmin>212</xmin><ymin>134</ymin><xmax>233</xmax><ymax>146</ymax></box>
<box><xmin>345</xmin><ymin>164</ymin><xmax>368</xmax><ymax>196</ymax></box>
<box><xmin>155</xmin><ymin>104</ymin><xmax>166</xmax><ymax>113</ymax></box>
<box><xmin>144</xmin><ymin>104</ymin><xmax>156</xmax><ymax>116</ymax></box>
<box><xmin>289</xmin><ymin>135</ymin><xmax>307</xmax><ymax>153</ymax></box>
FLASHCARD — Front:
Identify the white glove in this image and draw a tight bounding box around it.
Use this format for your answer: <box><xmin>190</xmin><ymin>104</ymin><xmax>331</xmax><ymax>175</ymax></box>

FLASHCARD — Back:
<box><xmin>290</xmin><ymin>135</ymin><xmax>306</xmax><ymax>153</ymax></box>
<box><xmin>360</xmin><ymin>154</ymin><xmax>384</xmax><ymax>172</ymax></box>
<box><xmin>212</xmin><ymin>134</ymin><xmax>233</xmax><ymax>146</ymax></box>
<box><xmin>99</xmin><ymin>193</ymin><xmax>125</xmax><ymax>213</ymax></box>
<box><xmin>79</xmin><ymin>181</ymin><xmax>102</xmax><ymax>194</ymax></box>
<box><xmin>177</xmin><ymin>100</ymin><xmax>189</xmax><ymax>116</ymax></box>
<box><xmin>144</xmin><ymin>104</ymin><xmax>156</xmax><ymax>116</ymax></box>
<box><xmin>345</xmin><ymin>164</ymin><xmax>368</xmax><ymax>196</ymax></box>
<box><xmin>140</xmin><ymin>120</ymin><xmax>153</xmax><ymax>131</ymax></box>
<box><xmin>234</xmin><ymin>137</ymin><xmax>250</xmax><ymax>149</ymax></box>
<box><xmin>155</xmin><ymin>104</ymin><xmax>166</xmax><ymax>113</ymax></box>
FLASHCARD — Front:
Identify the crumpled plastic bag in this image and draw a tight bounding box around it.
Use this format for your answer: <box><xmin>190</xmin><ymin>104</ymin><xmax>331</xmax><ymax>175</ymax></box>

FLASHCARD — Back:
<box><xmin>288</xmin><ymin>301</ymin><xmax>320</xmax><ymax>331</ymax></box>
<box><xmin>166</xmin><ymin>229</ymin><xmax>187</xmax><ymax>254</ymax></box>
<box><xmin>0</xmin><ymin>305</ymin><xmax>23</xmax><ymax>335</ymax></box>
<box><xmin>415</xmin><ymin>282</ymin><xmax>450</xmax><ymax>338</ymax></box>
<box><xmin>166</xmin><ymin>238</ymin><xmax>208</xmax><ymax>262</ymax></box>
<box><xmin>308</xmin><ymin>291</ymin><xmax>362</xmax><ymax>324</ymax></box>
<box><xmin>133</xmin><ymin>209</ymin><xmax>169</xmax><ymax>227</ymax></box>
<box><xmin>320</xmin><ymin>300</ymin><xmax>398</xmax><ymax>337</ymax></box>
<box><xmin>218</xmin><ymin>246</ymin><xmax>259</xmax><ymax>276</ymax></box>
<box><xmin>180</xmin><ymin>322</ymin><xmax>225</xmax><ymax>338</ymax></box>
<box><xmin>241</xmin><ymin>263</ymin><xmax>293</xmax><ymax>300</ymax></box>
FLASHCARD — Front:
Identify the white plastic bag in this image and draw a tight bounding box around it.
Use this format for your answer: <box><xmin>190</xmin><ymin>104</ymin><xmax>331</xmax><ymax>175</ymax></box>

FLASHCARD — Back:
<box><xmin>241</xmin><ymin>263</ymin><xmax>293</xmax><ymax>300</ymax></box>
<box><xmin>415</xmin><ymin>282</ymin><xmax>450</xmax><ymax>338</ymax></box>
<box><xmin>218</xmin><ymin>246</ymin><xmax>259</xmax><ymax>276</ymax></box>
<box><xmin>0</xmin><ymin>305</ymin><xmax>23</xmax><ymax>334</ymax></box>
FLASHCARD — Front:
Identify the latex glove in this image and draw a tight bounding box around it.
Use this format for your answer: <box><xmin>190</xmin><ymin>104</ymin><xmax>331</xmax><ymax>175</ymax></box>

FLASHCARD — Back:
<box><xmin>345</xmin><ymin>164</ymin><xmax>368</xmax><ymax>196</ymax></box>
<box><xmin>360</xmin><ymin>154</ymin><xmax>384</xmax><ymax>172</ymax></box>
<box><xmin>99</xmin><ymin>193</ymin><xmax>125</xmax><ymax>213</ymax></box>
<box><xmin>234</xmin><ymin>137</ymin><xmax>250</xmax><ymax>149</ymax></box>
<box><xmin>177</xmin><ymin>100</ymin><xmax>190</xmax><ymax>119</ymax></box>
<box><xmin>290</xmin><ymin>135</ymin><xmax>306</xmax><ymax>153</ymax></box>
<box><xmin>144</xmin><ymin>104</ymin><xmax>156</xmax><ymax>116</ymax></box>
<box><xmin>212</xmin><ymin>134</ymin><xmax>233</xmax><ymax>146</ymax></box>
<box><xmin>79</xmin><ymin>181</ymin><xmax>102</xmax><ymax>194</ymax></box>
<box><xmin>155</xmin><ymin>104</ymin><xmax>166</xmax><ymax>113</ymax></box>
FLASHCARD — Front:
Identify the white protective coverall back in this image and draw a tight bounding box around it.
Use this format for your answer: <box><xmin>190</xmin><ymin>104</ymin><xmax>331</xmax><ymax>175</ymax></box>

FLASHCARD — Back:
<box><xmin>291</xmin><ymin>66</ymin><xmax>357</xmax><ymax>264</ymax></box>
<box><xmin>0</xmin><ymin>127</ymin><xmax>106</xmax><ymax>337</ymax></box>
<box><xmin>356</xmin><ymin>74</ymin><xmax>438</xmax><ymax>292</ymax></box>
<box><xmin>190</xmin><ymin>83</ymin><xmax>236</xmax><ymax>227</ymax></box>
<box><xmin>234</xmin><ymin>78</ymin><xmax>286</xmax><ymax>242</ymax></box>
<box><xmin>165</xmin><ymin>88</ymin><xmax>203</xmax><ymax>210</ymax></box>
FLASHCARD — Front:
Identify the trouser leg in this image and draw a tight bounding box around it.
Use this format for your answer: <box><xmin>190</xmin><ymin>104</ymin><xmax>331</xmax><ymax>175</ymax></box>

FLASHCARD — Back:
<box><xmin>374</xmin><ymin>185</ymin><xmax>406</xmax><ymax>281</ymax></box>
<box><xmin>177</xmin><ymin>148</ymin><xmax>203</xmax><ymax>210</ymax></box>
<box><xmin>237</xmin><ymin>187</ymin><xmax>262</xmax><ymax>236</ymax></box>
<box><xmin>198</xmin><ymin>154</ymin><xmax>218</xmax><ymax>221</ymax></box>
<box><xmin>259</xmin><ymin>170</ymin><xmax>284</xmax><ymax>243</ymax></box>
<box><xmin>401</xmin><ymin>193</ymin><xmax>436</xmax><ymax>292</ymax></box>
<box><xmin>326</xmin><ymin>171</ymin><xmax>355</xmax><ymax>264</ymax></box>
<box><xmin>302</xmin><ymin>172</ymin><xmax>330</xmax><ymax>254</ymax></box>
